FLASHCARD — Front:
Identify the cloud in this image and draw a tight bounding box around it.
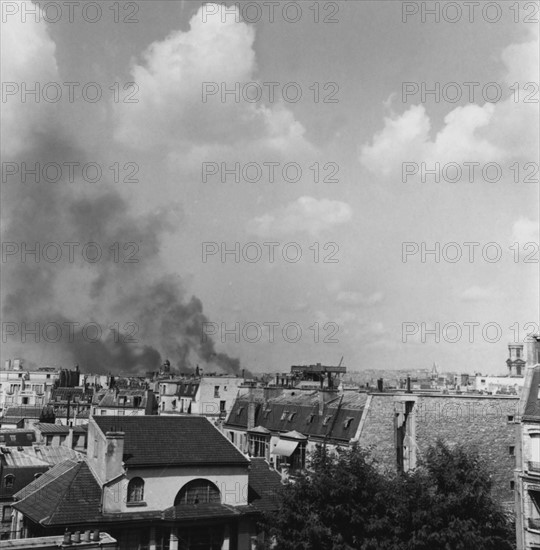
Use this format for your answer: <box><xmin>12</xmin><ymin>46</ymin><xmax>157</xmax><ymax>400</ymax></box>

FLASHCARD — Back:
<box><xmin>336</xmin><ymin>291</ymin><xmax>384</xmax><ymax>307</ymax></box>
<box><xmin>247</xmin><ymin>196</ymin><xmax>352</xmax><ymax>237</ymax></box>
<box><xmin>458</xmin><ymin>286</ymin><xmax>498</xmax><ymax>302</ymax></box>
<box><xmin>360</xmin><ymin>30</ymin><xmax>539</xmax><ymax>180</ymax></box>
<box><xmin>512</xmin><ymin>217</ymin><xmax>540</xmax><ymax>244</ymax></box>
<box><xmin>1</xmin><ymin>1</ymin><xmax>60</xmax><ymax>157</ymax></box>
<box><xmin>114</xmin><ymin>3</ymin><xmax>311</xmax><ymax>159</ymax></box>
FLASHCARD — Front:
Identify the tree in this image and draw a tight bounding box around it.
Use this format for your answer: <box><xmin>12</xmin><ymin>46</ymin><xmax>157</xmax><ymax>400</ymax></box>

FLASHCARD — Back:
<box><xmin>259</xmin><ymin>441</ymin><xmax>515</xmax><ymax>550</ymax></box>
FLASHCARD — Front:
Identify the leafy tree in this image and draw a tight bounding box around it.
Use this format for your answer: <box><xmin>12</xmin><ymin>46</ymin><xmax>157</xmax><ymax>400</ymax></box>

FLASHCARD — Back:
<box><xmin>259</xmin><ymin>440</ymin><xmax>515</xmax><ymax>550</ymax></box>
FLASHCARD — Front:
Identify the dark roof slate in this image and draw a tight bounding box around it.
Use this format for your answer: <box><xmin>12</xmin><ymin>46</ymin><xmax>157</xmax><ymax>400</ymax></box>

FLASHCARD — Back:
<box><xmin>13</xmin><ymin>460</ymin><xmax>102</xmax><ymax>525</ymax></box>
<box><xmin>93</xmin><ymin>415</ymin><xmax>249</xmax><ymax>467</ymax></box>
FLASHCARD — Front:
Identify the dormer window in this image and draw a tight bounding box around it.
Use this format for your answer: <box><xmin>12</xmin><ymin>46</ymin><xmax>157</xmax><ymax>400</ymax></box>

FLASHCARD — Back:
<box><xmin>4</xmin><ymin>475</ymin><xmax>15</xmax><ymax>489</ymax></box>
<box><xmin>288</xmin><ymin>413</ymin><xmax>296</xmax><ymax>422</ymax></box>
<box><xmin>306</xmin><ymin>414</ymin><xmax>316</xmax><ymax>424</ymax></box>
<box><xmin>343</xmin><ymin>417</ymin><xmax>354</xmax><ymax>430</ymax></box>
<box><xmin>236</xmin><ymin>406</ymin><xmax>244</xmax><ymax>417</ymax></box>
<box><xmin>323</xmin><ymin>415</ymin><xmax>332</xmax><ymax>426</ymax></box>
<box><xmin>263</xmin><ymin>409</ymin><xmax>272</xmax><ymax>418</ymax></box>
<box><xmin>280</xmin><ymin>410</ymin><xmax>289</xmax><ymax>421</ymax></box>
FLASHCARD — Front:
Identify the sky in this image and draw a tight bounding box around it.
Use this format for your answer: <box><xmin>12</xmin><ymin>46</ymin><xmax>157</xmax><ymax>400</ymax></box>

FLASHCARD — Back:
<box><xmin>1</xmin><ymin>0</ymin><xmax>539</xmax><ymax>376</ymax></box>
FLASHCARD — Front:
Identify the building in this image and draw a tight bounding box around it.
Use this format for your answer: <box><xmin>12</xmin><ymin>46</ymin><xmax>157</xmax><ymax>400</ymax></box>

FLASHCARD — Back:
<box><xmin>1</xmin><ymin>445</ymin><xmax>83</xmax><ymax>539</ymax></box>
<box><xmin>0</xmin><ymin>407</ymin><xmax>43</xmax><ymax>430</ymax></box>
<box><xmin>0</xmin><ymin>361</ymin><xmax>58</xmax><ymax>413</ymax></box>
<box><xmin>0</xmin><ymin>431</ymin><xmax>36</xmax><ymax>448</ymax></box>
<box><xmin>92</xmin><ymin>388</ymin><xmax>157</xmax><ymax>416</ymax></box>
<box><xmin>10</xmin><ymin>415</ymin><xmax>281</xmax><ymax>549</ymax></box>
<box><xmin>158</xmin><ymin>375</ymin><xmax>245</xmax><ymax>420</ymax></box>
<box><xmin>513</xmin><ymin>335</ymin><xmax>540</xmax><ymax>549</ymax></box>
<box><xmin>224</xmin><ymin>388</ymin><xmax>367</xmax><ymax>475</ymax></box>
<box><xmin>33</xmin><ymin>423</ymin><xmax>87</xmax><ymax>451</ymax></box>
<box><xmin>356</xmin><ymin>390</ymin><xmax>519</xmax><ymax>507</ymax></box>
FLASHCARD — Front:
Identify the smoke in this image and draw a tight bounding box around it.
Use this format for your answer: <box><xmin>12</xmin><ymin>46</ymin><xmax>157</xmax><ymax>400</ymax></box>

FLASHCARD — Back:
<box><xmin>1</xmin><ymin>4</ymin><xmax>243</xmax><ymax>376</ymax></box>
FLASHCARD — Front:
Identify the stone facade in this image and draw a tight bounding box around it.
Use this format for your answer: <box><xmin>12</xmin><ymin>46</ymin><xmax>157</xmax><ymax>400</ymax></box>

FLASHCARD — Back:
<box><xmin>357</xmin><ymin>392</ymin><xmax>519</xmax><ymax>506</ymax></box>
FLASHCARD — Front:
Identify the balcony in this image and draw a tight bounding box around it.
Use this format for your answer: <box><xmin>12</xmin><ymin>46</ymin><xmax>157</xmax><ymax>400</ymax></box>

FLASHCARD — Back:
<box><xmin>529</xmin><ymin>461</ymin><xmax>540</xmax><ymax>474</ymax></box>
<box><xmin>528</xmin><ymin>518</ymin><xmax>540</xmax><ymax>531</ymax></box>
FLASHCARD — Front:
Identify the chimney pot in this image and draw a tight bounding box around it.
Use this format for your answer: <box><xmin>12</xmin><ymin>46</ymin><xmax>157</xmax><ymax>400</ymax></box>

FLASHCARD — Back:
<box><xmin>92</xmin><ymin>529</ymin><xmax>100</xmax><ymax>541</ymax></box>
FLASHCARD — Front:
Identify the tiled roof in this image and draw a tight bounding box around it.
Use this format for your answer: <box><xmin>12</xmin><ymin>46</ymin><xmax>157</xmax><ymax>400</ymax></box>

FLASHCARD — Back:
<box><xmin>13</xmin><ymin>460</ymin><xmax>102</xmax><ymax>526</ymax></box>
<box><xmin>93</xmin><ymin>416</ymin><xmax>249</xmax><ymax>467</ymax></box>
<box><xmin>0</xmin><ymin>430</ymin><xmax>36</xmax><ymax>446</ymax></box>
<box><xmin>1</xmin><ymin>406</ymin><xmax>43</xmax><ymax>419</ymax></box>
<box><xmin>247</xmin><ymin>458</ymin><xmax>282</xmax><ymax>512</ymax></box>
<box><xmin>51</xmin><ymin>387</ymin><xmax>89</xmax><ymax>401</ymax></box>
<box><xmin>225</xmin><ymin>391</ymin><xmax>366</xmax><ymax>443</ymax></box>
<box><xmin>34</xmin><ymin>423</ymin><xmax>86</xmax><ymax>434</ymax></box>
<box><xmin>163</xmin><ymin>502</ymin><xmax>240</xmax><ymax>521</ymax></box>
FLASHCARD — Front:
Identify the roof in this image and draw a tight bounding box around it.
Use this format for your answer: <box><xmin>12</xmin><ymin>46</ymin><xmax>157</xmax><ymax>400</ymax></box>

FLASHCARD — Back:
<box><xmin>0</xmin><ymin>429</ymin><xmax>36</xmax><ymax>446</ymax></box>
<box><xmin>96</xmin><ymin>389</ymin><xmax>149</xmax><ymax>409</ymax></box>
<box><xmin>13</xmin><ymin>460</ymin><xmax>103</xmax><ymax>526</ymax></box>
<box><xmin>1</xmin><ymin>445</ymin><xmax>83</xmax><ymax>467</ymax></box>
<box><xmin>34</xmin><ymin>423</ymin><xmax>87</xmax><ymax>434</ymax></box>
<box><xmin>92</xmin><ymin>416</ymin><xmax>249</xmax><ymax>467</ymax></box>
<box><xmin>1</xmin><ymin>406</ymin><xmax>43</xmax><ymax>423</ymax></box>
<box><xmin>225</xmin><ymin>391</ymin><xmax>367</xmax><ymax>443</ymax></box>
<box><xmin>51</xmin><ymin>387</ymin><xmax>88</xmax><ymax>400</ymax></box>
<box><xmin>0</xmin><ymin>532</ymin><xmax>116</xmax><ymax>549</ymax></box>
<box><xmin>246</xmin><ymin>458</ymin><xmax>282</xmax><ymax>512</ymax></box>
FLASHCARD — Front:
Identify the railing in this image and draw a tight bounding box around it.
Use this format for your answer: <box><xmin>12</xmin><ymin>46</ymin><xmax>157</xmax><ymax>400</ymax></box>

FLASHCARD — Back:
<box><xmin>528</xmin><ymin>461</ymin><xmax>540</xmax><ymax>473</ymax></box>
<box><xmin>528</xmin><ymin>518</ymin><xmax>540</xmax><ymax>530</ymax></box>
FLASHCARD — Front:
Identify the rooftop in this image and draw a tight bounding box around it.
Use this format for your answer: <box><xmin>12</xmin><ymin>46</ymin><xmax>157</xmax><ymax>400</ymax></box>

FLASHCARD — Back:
<box><xmin>92</xmin><ymin>415</ymin><xmax>249</xmax><ymax>467</ymax></box>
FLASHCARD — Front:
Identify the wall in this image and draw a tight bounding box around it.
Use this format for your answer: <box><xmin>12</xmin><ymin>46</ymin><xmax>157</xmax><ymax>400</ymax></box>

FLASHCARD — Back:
<box><xmin>196</xmin><ymin>377</ymin><xmax>244</xmax><ymax>417</ymax></box>
<box><xmin>358</xmin><ymin>393</ymin><xmax>519</xmax><ymax>504</ymax></box>
<box><xmin>102</xmin><ymin>465</ymin><xmax>249</xmax><ymax>513</ymax></box>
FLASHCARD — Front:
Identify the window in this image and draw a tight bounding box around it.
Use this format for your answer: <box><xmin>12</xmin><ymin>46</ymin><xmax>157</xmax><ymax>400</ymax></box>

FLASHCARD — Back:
<box><xmin>288</xmin><ymin>412</ymin><xmax>296</xmax><ymax>422</ymax></box>
<box><xmin>249</xmin><ymin>434</ymin><xmax>269</xmax><ymax>458</ymax></box>
<box><xmin>133</xmin><ymin>396</ymin><xmax>141</xmax><ymax>408</ymax></box>
<box><xmin>236</xmin><ymin>406</ymin><xmax>244</xmax><ymax>417</ymax></box>
<box><xmin>172</xmin><ymin>399</ymin><xmax>177</xmax><ymax>409</ymax></box>
<box><xmin>214</xmin><ymin>386</ymin><xmax>220</xmax><ymax>398</ymax></box>
<box><xmin>127</xmin><ymin>477</ymin><xmax>145</xmax><ymax>504</ymax></box>
<box><xmin>2</xmin><ymin>505</ymin><xmax>12</xmax><ymax>522</ymax></box>
<box><xmin>263</xmin><ymin>408</ymin><xmax>272</xmax><ymax>419</ymax></box>
<box><xmin>9</xmin><ymin>435</ymin><xmax>16</xmax><ymax>442</ymax></box>
<box><xmin>343</xmin><ymin>417</ymin><xmax>354</xmax><ymax>430</ymax></box>
<box><xmin>507</xmin><ymin>415</ymin><xmax>514</xmax><ymax>423</ymax></box>
<box><xmin>224</xmin><ymin>386</ymin><xmax>227</xmax><ymax>392</ymax></box>
<box><xmin>4</xmin><ymin>475</ymin><xmax>15</xmax><ymax>489</ymax></box>
<box><xmin>510</xmin><ymin>480</ymin><xmax>515</xmax><ymax>490</ymax></box>
<box><xmin>323</xmin><ymin>415</ymin><xmax>332</xmax><ymax>426</ymax></box>
<box><xmin>280</xmin><ymin>410</ymin><xmax>289</xmax><ymax>421</ymax></box>
<box><xmin>220</xmin><ymin>400</ymin><xmax>226</xmax><ymax>412</ymax></box>
<box><xmin>509</xmin><ymin>446</ymin><xmax>515</xmax><ymax>456</ymax></box>
<box><xmin>100</xmin><ymin>410</ymin><xmax>107</xmax><ymax>415</ymax></box>
<box><xmin>306</xmin><ymin>413</ymin><xmax>316</xmax><ymax>424</ymax></box>
<box><xmin>174</xmin><ymin>479</ymin><xmax>220</xmax><ymax>506</ymax></box>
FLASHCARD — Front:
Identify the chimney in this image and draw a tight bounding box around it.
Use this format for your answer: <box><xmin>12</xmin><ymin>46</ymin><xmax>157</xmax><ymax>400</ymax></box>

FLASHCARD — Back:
<box><xmin>4</xmin><ymin>359</ymin><xmax>11</xmax><ymax>370</ymax></box>
<box><xmin>144</xmin><ymin>389</ymin><xmax>156</xmax><ymax>415</ymax></box>
<box><xmin>406</xmin><ymin>376</ymin><xmax>411</xmax><ymax>393</ymax></box>
<box><xmin>377</xmin><ymin>378</ymin><xmax>384</xmax><ymax>392</ymax></box>
<box><xmin>318</xmin><ymin>390</ymin><xmax>335</xmax><ymax>415</ymax></box>
<box><xmin>104</xmin><ymin>431</ymin><xmax>125</xmax><ymax>482</ymax></box>
<box><xmin>526</xmin><ymin>335</ymin><xmax>540</xmax><ymax>366</ymax></box>
<box><xmin>247</xmin><ymin>400</ymin><xmax>256</xmax><ymax>430</ymax></box>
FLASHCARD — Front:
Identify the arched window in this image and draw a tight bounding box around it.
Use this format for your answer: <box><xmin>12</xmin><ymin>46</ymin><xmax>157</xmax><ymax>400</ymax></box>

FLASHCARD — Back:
<box><xmin>174</xmin><ymin>479</ymin><xmax>220</xmax><ymax>506</ymax></box>
<box><xmin>4</xmin><ymin>475</ymin><xmax>15</xmax><ymax>489</ymax></box>
<box><xmin>127</xmin><ymin>477</ymin><xmax>144</xmax><ymax>503</ymax></box>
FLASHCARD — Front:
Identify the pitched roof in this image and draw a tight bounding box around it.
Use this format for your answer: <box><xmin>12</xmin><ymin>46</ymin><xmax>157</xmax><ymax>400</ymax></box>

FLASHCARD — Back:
<box><xmin>225</xmin><ymin>391</ymin><xmax>366</xmax><ymax>443</ymax></box>
<box><xmin>13</xmin><ymin>460</ymin><xmax>102</xmax><ymax>525</ymax></box>
<box><xmin>34</xmin><ymin>423</ymin><xmax>86</xmax><ymax>434</ymax></box>
<box><xmin>247</xmin><ymin>458</ymin><xmax>282</xmax><ymax>512</ymax></box>
<box><xmin>93</xmin><ymin>415</ymin><xmax>249</xmax><ymax>467</ymax></box>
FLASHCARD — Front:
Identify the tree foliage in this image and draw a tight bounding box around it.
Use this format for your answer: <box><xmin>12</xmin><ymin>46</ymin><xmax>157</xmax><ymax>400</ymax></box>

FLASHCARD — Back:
<box><xmin>259</xmin><ymin>441</ymin><xmax>515</xmax><ymax>550</ymax></box>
